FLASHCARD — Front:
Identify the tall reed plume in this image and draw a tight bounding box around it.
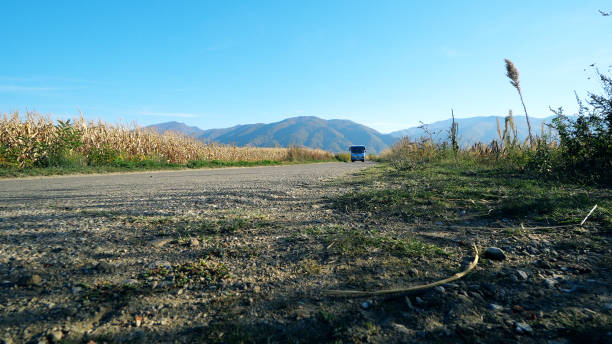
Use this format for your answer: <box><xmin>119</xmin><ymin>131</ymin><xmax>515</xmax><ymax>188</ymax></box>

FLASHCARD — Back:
<box><xmin>505</xmin><ymin>59</ymin><xmax>533</xmax><ymax>145</ymax></box>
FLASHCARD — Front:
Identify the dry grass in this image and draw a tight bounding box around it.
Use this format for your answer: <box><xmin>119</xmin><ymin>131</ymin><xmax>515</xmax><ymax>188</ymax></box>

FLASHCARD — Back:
<box><xmin>378</xmin><ymin>109</ymin><xmax>557</xmax><ymax>167</ymax></box>
<box><xmin>0</xmin><ymin>112</ymin><xmax>334</xmax><ymax>168</ymax></box>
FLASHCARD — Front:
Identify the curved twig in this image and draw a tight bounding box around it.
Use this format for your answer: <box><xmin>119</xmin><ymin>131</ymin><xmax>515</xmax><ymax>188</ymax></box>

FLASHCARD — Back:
<box><xmin>323</xmin><ymin>243</ymin><xmax>479</xmax><ymax>298</ymax></box>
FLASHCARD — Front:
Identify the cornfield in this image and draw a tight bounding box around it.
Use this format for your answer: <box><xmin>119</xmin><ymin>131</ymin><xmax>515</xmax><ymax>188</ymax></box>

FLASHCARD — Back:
<box><xmin>0</xmin><ymin>112</ymin><xmax>334</xmax><ymax>168</ymax></box>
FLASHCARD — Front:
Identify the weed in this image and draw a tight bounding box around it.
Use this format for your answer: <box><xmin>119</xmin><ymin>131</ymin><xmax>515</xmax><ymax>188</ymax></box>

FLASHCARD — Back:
<box><xmin>145</xmin><ymin>258</ymin><xmax>229</xmax><ymax>288</ymax></box>
<box><xmin>333</xmin><ymin>162</ymin><xmax>611</xmax><ymax>229</ymax></box>
<box><xmin>305</xmin><ymin>224</ymin><xmax>443</xmax><ymax>258</ymax></box>
<box><xmin>299</xmin><ymin>258</ymin><xmax>323</xmax><ymax>274</ymax></box>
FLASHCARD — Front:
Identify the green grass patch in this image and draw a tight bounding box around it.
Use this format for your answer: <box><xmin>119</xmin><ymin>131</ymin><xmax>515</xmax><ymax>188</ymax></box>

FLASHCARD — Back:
<box><xmin>332</xmin><ymin>160</ymin><xmax>611</xmax><ymax>230</ymax></box>
<box><xmin>304</xmin><ymin>224</ymin><xmax>443</xmax><ymax>258</ymax></box>
<box><xmin>0</xmin><ymin>157</ymin><xmax>346</xmax><ymax>178</ymax></box>
<box><xmin>144</xmin><ymin>258</ymin><xmax>230</xmax><ymax>288</ymax></box>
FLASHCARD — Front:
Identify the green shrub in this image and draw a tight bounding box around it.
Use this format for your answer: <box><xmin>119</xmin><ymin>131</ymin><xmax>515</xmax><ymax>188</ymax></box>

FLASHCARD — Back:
<box><xmin>87</xmin><ymin>144</ymin><xmax>120</xmax><ymax>166</ymax></box>
<box><xmin>546</xmin><ymin>71</ymin><xmax>612</xmax><ymax>185</ymax></box>
<box><xmin>44</xmin><ymin>120</ymin><xmax>83</xmax><ymax>167</ymax></box>
<box><xmin>334</xmin><ymin>153</ymin><xmax>350</xmax><ymax>162</ymax></box>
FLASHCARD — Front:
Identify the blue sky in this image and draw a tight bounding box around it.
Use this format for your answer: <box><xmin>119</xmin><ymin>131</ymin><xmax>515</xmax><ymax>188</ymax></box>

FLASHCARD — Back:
<box><xmin>1</xmin><ymin>1</ymin><xmax>610</xmax><ymax>133</ymax></box>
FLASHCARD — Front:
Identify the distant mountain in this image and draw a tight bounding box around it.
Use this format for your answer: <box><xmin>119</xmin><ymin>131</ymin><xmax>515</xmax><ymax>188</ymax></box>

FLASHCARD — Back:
<box><xmin>148</xmin><ymin>121</ymin><xmax>206</xmax><ymax>138</ymax></box>
<box><xmin>390</xmin><ymin>115</ymin><xmax>556</xmax><ymax>146</ymax></box>
<box><xmin>148</xmin><ymin>115</ymin><xmax>558</xmax><ymax>154</ymax></box>
<box><xmin>148</xmin><ymin>116</ymin><xmax>395</xmax><ymax>153</ymax></box>
<box><xmin>199</xmin><ymin>116</ymin><xmax>395</xmax><ymax>154</ymax></box>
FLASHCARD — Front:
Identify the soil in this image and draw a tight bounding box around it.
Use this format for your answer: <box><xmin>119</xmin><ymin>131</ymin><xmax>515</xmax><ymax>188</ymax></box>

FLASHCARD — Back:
<box><xmin>0</xmin><ymin>162</ymin><xmax>610</xmax><ymax>344</ymax></box>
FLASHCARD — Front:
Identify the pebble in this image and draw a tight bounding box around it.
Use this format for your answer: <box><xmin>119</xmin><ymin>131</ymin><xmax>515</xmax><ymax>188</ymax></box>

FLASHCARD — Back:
<box><xmin>535</xmin><ymin>260</ymin><xmax>552</xmax><ymax>269</ymax></box>
<box><xmin>415</xmin><ymin>297</ymin><xmax>424</xmax><ymax>306</ymax></box>
<box><xmin>295</xmin><ymin>308</ymin><xmax>310</xmax><ymax>320</ymax></box>
<box><xmin>481</xmin><ymin>282</ymin><xmax>497</xmax><ymax>296</ymax></box>
<box><xmin>0</xmin><ymin>280</ymin><xmax>15</xmax><ymax>288</ymax></box>
<box><xmin>484</xmin><ymin>247</ymin><xmax>506</xmax><ymax>261</ymax></box>
<box><xmin>253</xmin><ymin>286</ymin><xmax>261</xmax><ymax>293</ymax></box>
<box><xmin>514</xmin><ymin>322</ymin><xmax>533</xmax><ymax>334</ymax></box>
<box><xmin>434</xmin><ymin>286</ymin><xmax>445</xmax><ymax>294</ymax></box>
<box><xmin>95</xmin><ymin>262</ymin><xmax>115</xmax><ymax>273</ymax></box>
<box><xmin>189</xmin><ymin>238</ymin><xmax>200</xmax><ymax>247</ymax></box>
<box><xmin>404</xmin><ymin>296</ymin><xmax>414</xmax><ymax>310</ymax></box>
<box><xmin>148</xmin><ymin>261</ymin><xmax>172</xmax><ymax>270</ymax></box>
<box><xmin>150</xmin><ymin>238</ymin><xmax>173</xmax><ymax>248</ymax></box>
<box><xmin>516</xmin><ymin>270</ymin><xmax>528</xmax><ymax>280</ymax></box>
<box><xmin>121</xmin><ymin>279</ymin><xmax>139</xmax><ymax>287</ymax></box>
<box><xmin>456</xmin><ymin>294</ymin><xmax>472</xmax><ymax>305</ymax></box>
<box><xmin>604</xmin><ymin>303</ymin><xmax>612</xmax><ymax>311</ymax></box>
<box><xmin>158</xmin><ymin>281</ymin><xmax>174</xmax><ymax>288</ymax></box>
<box><xmin>47</xmin><ymin>330</ymin><xmax>63</xmax><ymax>342</ymax></box>
<box><xmin>489</xmin><ymin>303</ymin><xmax>504</xmax><ymax>311</ymax></box>
<box><xmin>547</xmin><ymin>339</ymin><xmax>570</xmax><ymax>344</ymax></box>
<box><xmin>17</xmin><ymin>274</ymin><xmax>42</xmax><ymax>287</ymax></box>
<box><xmin>543</xmin><ymin>278</ymin><xmax>557</xmax><ymax>288</ymax></box>
<box><xmin>392</xmin><ymin>323</ymin><xmax>412</xmax><ymax>335</ymax></box>
<box><xmin>361</xmin><ymin>301</ymin><xmax>371</xmax><ymax>310</ymax></box>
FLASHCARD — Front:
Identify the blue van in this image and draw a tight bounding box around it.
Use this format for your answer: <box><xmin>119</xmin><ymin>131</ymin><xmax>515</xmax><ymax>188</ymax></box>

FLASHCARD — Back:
<box><xmin>349</xmin><ymin>145</ymin><xmax>366</xmax><ymax>162</ymax></box>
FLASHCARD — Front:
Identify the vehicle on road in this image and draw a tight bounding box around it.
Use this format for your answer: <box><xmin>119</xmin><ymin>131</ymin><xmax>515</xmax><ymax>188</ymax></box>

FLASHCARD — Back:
<box><xmin>349</xmin><ymin>145</ymin><xmax>366</xmax><ymax>162</ymax></box>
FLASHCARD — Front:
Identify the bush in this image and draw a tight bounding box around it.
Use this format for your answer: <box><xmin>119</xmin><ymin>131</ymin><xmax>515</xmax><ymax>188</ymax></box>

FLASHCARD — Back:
<box><xmin>87</xmin><ymin>144</ymin><xmax>120</xmax><ymax>166</ymax></box>
<box><xmin>43</xmin><ymin>120</ymin><xmax>84</xmax><ymax>167</ymax></box>
<box><xmin>334</xmin><ymin>153</ymin><xmax>350</xmax><ymax>162</ymax></box>
<box><xmin>546</xmin><ymin>71</ymin><xmax>612</xmax><ymax>185</ymax></box>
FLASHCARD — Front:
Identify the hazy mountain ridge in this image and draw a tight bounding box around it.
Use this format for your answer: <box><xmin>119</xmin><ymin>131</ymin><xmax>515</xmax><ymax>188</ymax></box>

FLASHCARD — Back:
<box><xmin>148</xmin><ymin>121</ymin><xmax>206</xmax><ymax>138</ymax></box>
<box><xmin>149</xmin><ymin>116</ymin><xmax>395</xmax><ymax>153</ymax></box>
<box><xmin>148</xmin><ymin>115</ymin><xmax>556</xmax><ymax>153</ymax></box>
<box><xmin>390</xmin><ymin>115</ymin><xmax>556</xmax><ymax>146</ymax></box>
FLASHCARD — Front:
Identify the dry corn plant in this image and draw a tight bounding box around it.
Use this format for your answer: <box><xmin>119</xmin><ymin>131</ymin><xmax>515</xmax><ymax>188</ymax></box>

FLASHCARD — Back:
<box><xmin>0</xmin><ymin>112</ymin><xmax>333</xmax><ymax>168</ymax></box>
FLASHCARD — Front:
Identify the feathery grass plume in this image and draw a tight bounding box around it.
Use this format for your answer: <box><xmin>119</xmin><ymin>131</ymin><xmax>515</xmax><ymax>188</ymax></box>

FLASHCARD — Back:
<box><xmin>503</xmin><ymin>109</ymin><xmax>518</xmax><ymax>147</ymax></box>
<box><xmin>507</xmin><ymin>109</ymin><xmax>518</xmax><ymax>143</ymax></box>
<box><xmin>505</xmin><ymin>59</ymin><xmax>534</xmax><ymax>146</ymax></box>
<box><xmin>450</xmin><ymin>109</ymin><xmax>459</xmax><ymax>156</ymax></box>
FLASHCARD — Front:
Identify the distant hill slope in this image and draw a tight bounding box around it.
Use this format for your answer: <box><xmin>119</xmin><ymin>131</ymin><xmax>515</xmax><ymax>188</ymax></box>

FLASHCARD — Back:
<box><xmin>198</xmin><ymin>116</ymin><xmax>395</xmax><ymax>153</ymax></box>
<box><xmin>148</xmin><ymin>116</ymin><xmax>395</xmax><ymax>153</ymax></box>
<box><xmin>148</xmin><ymin>115</ymin><xmax>558</xmax><ymax>154</ymax></box>
<box><xmin>390</xmin><ymin>115</ymin><xmax>556</xmax><ymax>146</ymax></box>
<box><xmin>147</xmin><ymin>121</ymin><xmax>206</xmax><ymax>138</ymax></box>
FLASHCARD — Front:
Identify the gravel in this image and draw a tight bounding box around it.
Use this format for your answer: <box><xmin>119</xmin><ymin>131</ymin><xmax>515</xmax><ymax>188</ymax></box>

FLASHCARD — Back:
<box><xmin>1</xmin><ymin>161</ymin><xmax>610</xmax><ymax>343</ymax></box>
<box><xmin>0</xmin><ymin>163</ymin><xmax>369</xmax><ymax>342</ymax></box>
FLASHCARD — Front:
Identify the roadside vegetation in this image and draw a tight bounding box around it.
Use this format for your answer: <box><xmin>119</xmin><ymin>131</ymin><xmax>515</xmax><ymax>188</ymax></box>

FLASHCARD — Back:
<box><xmin>379</xmin><ymin>64</ymin><xmax>611</xmax><ymax>187</ymax></box>
<box><xmin>324</xmin><ymin>63</ymin><xmax>611</xmax><ymax>342</ymax></box>
<box><xmin>0</xmin><ymin>112</ymin><xmax>338</xmax><ymax>177</ymax></box>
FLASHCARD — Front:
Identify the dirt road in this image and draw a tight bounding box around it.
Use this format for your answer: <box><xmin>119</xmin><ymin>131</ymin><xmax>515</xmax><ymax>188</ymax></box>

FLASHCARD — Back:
<box><xmin>0</xmin><ymin>162</ymin><xmax>373</xmax><ymax>343</ymax></box>
<box><xmin>2</xmin><ymin>161</ymin><xmax>611</xmax><ymax>343</ymax></box>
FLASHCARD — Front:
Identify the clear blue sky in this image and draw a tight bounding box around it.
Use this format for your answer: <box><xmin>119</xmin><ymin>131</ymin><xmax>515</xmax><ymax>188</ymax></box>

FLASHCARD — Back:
<box><xmin>1</xmin><ymin>1</ymin><xmax>610</xmax><ymax>133</ymax></box>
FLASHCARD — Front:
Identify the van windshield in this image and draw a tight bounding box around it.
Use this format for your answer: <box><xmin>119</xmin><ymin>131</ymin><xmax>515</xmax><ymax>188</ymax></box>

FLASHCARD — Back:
<box><xmin>350</xmin><ymin>146</ymin><xmax>365</xmax><ymax>153</ymax></box>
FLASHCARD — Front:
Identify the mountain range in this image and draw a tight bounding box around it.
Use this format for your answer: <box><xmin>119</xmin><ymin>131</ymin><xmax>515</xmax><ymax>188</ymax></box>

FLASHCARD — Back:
<box><xmin>389</xmin><ymin>115</ymin><xmax>556</xmax><ymax>146</ymax></box>
<box><xmin>148</xmin><ymin>115</ymin><xmax>555</xmax><ymax>153</ymax></box>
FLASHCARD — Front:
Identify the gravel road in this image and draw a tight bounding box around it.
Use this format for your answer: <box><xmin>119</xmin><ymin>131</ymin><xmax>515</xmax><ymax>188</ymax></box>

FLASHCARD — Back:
<box><xmin>0</xmin><ymin>162</ymin><xmax>373</xmax><ymax>343</ymax></box>
<box><xmin>1</xmin><ymin>162</ymin><xmax>371</xmax><ymax>207</ymax></box>
<box><xmin>2</xmin><ymin>162</ymin><xmax>611</xmax><ymax>343</ymax></box>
